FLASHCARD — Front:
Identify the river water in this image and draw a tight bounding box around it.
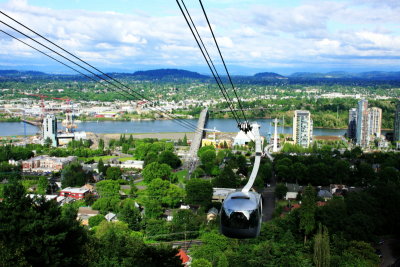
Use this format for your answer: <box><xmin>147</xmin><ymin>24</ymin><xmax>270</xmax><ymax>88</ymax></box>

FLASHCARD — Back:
<box><xmin>0</xmin><ymin>118</ymin><xmax>349</xmax><ymax>137</ymax></box>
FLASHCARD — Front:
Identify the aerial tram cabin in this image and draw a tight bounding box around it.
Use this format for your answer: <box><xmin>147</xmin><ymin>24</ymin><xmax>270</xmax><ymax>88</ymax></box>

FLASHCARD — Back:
<box><xmin>220</xmin><ymin>123</ymin><xmax>263</xmax><ymax>238</ymax></box>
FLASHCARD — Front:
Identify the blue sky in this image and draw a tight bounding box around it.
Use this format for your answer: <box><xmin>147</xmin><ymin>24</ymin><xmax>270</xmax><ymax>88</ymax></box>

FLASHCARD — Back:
<box><xmin>0</xmin><ymin>0</ymin><xmax>400</xmax><ymax>75</ymax></box>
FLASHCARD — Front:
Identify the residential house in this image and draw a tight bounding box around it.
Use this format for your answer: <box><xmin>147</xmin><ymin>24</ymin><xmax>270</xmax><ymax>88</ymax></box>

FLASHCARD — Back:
<box><xmin>59</xmin><ymin>187</ymin><xmax>89</xmax><ymax>200</ymax></box>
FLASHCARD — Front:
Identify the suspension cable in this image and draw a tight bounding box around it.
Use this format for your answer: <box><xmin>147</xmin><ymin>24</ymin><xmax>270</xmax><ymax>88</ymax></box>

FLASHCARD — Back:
<box><xmin>0</xmin><ymin>29</ymin><xmax>201</xmax><ymax>134</ymax></box>
<box><xmin>179</xmin><ymin>0</ymin><xmax>241</xmax><ymax>124</ymax></box>
<box><xmin>198</xmin><ymin>0</ymin><xmax>249</xmax><ymax>124</ymax></box>
<box><xmin>176</xmin><ymin>0</ymin><xmax>240</xmax><ymax>126</ymax></box>
<box><xmin>0</xmin><ymin>11</ymin><xmax>202</xmax><ymax>133</ymax></box>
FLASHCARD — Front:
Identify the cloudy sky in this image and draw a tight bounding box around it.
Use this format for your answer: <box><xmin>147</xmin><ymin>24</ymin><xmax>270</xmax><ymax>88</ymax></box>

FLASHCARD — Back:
<box><xmin>0</xmin><ymin>0</ymin><xmax>399</xmax><ymax>75</ymax></box>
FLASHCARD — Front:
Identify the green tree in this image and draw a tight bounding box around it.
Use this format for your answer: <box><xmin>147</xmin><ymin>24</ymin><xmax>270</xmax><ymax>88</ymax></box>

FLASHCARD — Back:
<box><xmin>164</xmin><ymin>185</ymin><xmax>186</xmax><ymax>207</ymax></box>
<box><xmin>333</xmin><ymin>160</ymin><xmax>350</xmax><ymax>184</ymax></box>
<box><xmin>44</xmin><ymin>137</ymin><xmax>52</xmax><ymax>148</ymax></box>
<box><xmin>98</xmin><ymin>138</ymin><xmax>104</xmax><ymax>150</ymax></box>
<box><xmin>106</xmin><ymin>166</ymin><xmax>123</xmax><ymax>180</ymax></box>
<box><xmin>213</xmin><ymin>166</ymin><xmax>238</xmax><ymax>188</ymax></box>
<box><xmin>96</xmin><ymin>180</ymin><xmax>120</xmax><ymax>198</ymax></box>
<box><xmin>118</xmin><ymin>199</ymin><xmax>141</xmax><ymax>231</ymax></box>
<box><xmin>191</xmin><ymin>232</ymin><xmax>229</xmax><ymax>265</ymax></box>
<box><xmin>144</xmin><ymin>218</ymin><xmax>170</xmax><ymax>240</ymax></box>
<box><xmin>185</xmin><ymin>178</ymin><xmax>213</xmax><ymax>206</ymax></box>
<box><xmin>92</xmin><ymin>197</ymin><xmax>120</xmax><ymax>214</ymax></box>
<box><xmin>142</xmin><ymin>162</ymin><xmax>172</xmax><ymax>183</ymax></box>
<box><xmin>98</xmin><ymin>158</ymin><xmax>106</xmax><ymax>175</ymax></box>
<box><xmin>197</xmin><ymin>145</ymin><xmax>215</xmax><ymax>157</ymax></box>
<box><xmin>200</xmin><ymin>150</ymin><xmax>216</xmax><ymax>165</ymax></box>
<box><xmin>93</xmin><ymin>220</ymin><xmax>180</xmax><ymax>266</ymax></box>
<box><xmin>192</xmin><ymin>258</ymin><xmax>212</xmax><ymax>267</ymax></box>
<box><xmin>158</xmin><ymin>151</ymin><xmax>182</xmax><ymax>169</ymax></box>
<box><xmin>37</xmin><ymin>176</ymin><xmax>49</xmax><ymax>195</ymax></box>
<box><xmin>300</xmin><ymin>185</ymin><xmax>316</xmax><ymax>243</ymax></box>
<box><xmin>144</xmin><ymin>151</ymin><xmax>158</xmax><ymax>166</ymax></box>
<box><xmin>314</xmin><ymin>224</ymin><xmax>330</xmax><ymax>267</ymax></box>
<box><xmin>61</xmin><ymin>162</ymin><xmax>90</xmax><ymax>188</ymax></box>
<box><xmin>0</xmin><ymin>181</ymin><xmax>87</xmax><ymax>266</ymax></box>
<box><xmin>275</xmin><ymin>183</ymin><xmax>288</xmax><ymax>200</ymax></box>
<box><xmin>143</xmin><ymin>199</ymin><xmax>164</xmax><ymax>219</ymax></box>
<box><xmin>217</xmin><ymin>253</ymin><xmax>229</xmax><ymax>267</ymax></box>
<box><xmin>89</xmin><ymin>214</ymin><xmax>106</xmax><ymax>227</ymax></box>
<box><xmin>236</xmin><ymin>154</ymin><xmax>248</xmax><ymax>176</ymax></box>
<box><xmin>182</xmin><ymin>134</ymin><xmax>188</xmax><ymax>146</ymax></box>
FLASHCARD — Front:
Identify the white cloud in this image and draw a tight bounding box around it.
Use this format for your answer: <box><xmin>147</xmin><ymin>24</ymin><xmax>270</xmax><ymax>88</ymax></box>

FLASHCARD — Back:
<box><xmin>0</xmin><ymin>0</ymin><xmax>399</xmax><ymax>72</ymax></box>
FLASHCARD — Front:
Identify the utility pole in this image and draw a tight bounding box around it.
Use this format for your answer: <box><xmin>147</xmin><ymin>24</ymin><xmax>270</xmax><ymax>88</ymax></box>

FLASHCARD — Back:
<box><xmin>273</xmin><ymin>118</ymin><xmax>279</xmax><ymax>152</ymax></box>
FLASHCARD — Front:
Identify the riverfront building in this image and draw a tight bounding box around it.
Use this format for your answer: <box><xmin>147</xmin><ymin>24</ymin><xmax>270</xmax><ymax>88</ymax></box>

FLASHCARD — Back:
<box><xmin>292</xmin><ymin>110</ymin><xmax>313</xmax><ymax>148</ymax></box>
<box><xmin>354</xmin><ymin>100</ymin><xmax>382</xmax><ymax>147</ymax></box>
<box><xmin>42</xmin><ymin>114</ymin><xmax>58</xmax><ymax>147</ymax></box>
<box><xmin>348</xmin><ymin>108</ymin><xmax>357</xmax><ymax>140</ymax></box>
<box><xmin>356</xmin><ymin>99</ymin><xmax>369</xmax><ymax>147</ymax></box>
<box><xmin>368</xmin><ymin>107</ymin><xmax>382</xmax><ymax>138</ymax></box>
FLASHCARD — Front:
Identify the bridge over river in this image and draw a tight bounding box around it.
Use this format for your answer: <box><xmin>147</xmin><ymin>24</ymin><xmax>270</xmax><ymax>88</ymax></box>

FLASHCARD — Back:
<box><xmin>185</xmin><ymin>108</ymin><xmax>208</xmax><ymax>176</ymax></box>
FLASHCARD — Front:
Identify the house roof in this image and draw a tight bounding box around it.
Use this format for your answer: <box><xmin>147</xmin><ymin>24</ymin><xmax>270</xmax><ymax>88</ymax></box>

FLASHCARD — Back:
<box><xmin>60</xmin><ymin>187</ymin><xmax>89</xmax><ymax>194</ymax></box>
<box><xmin>78</xmin><ymin>207</ymin><xmax>99</xmax><ymax>216</ymax></box>
<box><xmin>317</xmin><ymin>189</ymin><xmax>333</xmax><ymax>198</ymax></box>
<box><xmin>105</xmin><ymin>212</ymin><xmax>117</xmax><ymax>221</ymax></box>
<box><xmin>177</xmin><ymin>249</ymin><xmax>190</xmax><ymax>264</ymax></box>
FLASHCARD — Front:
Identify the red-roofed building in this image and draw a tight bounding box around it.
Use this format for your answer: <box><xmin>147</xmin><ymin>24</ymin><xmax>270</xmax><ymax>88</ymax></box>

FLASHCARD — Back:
<box><xmin>176</xmin><ymin>249</ymin><xmax>191</xmax><ymax>266</ymax></box>
<box><xmin>59</xmin><ymin>187</ymin><xmax>89</xmax><ymax>200</ymax></box>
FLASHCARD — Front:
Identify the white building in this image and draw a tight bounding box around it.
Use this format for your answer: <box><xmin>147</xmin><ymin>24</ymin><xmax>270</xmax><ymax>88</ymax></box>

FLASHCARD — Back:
<box><xmin>233</xmin><ymin>130</ymin><xmax>255</xmax><ymax>146</ymax></box>
<box><xmin>293</xmin><ymin>110</ymin><xmax>313</xmax><ymax>148</ymax></box>
<box><xmin>42</xmin><ymin>114</ymin><xmax>58</xmax><ymax>147</ymax></box>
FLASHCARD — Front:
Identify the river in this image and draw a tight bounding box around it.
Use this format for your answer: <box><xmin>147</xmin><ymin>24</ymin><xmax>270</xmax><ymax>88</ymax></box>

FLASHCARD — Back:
<box><xmin>0</xmin><ymin>118</ymin><xmax>350</xmax><ymax>137</ymax></box>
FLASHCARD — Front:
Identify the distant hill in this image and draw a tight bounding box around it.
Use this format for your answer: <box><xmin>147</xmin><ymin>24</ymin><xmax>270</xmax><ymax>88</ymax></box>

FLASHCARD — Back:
<box><xmin>117</xmin><ymin>69</ymin><xmax>209</xmax><ymax>80</ymax></box>
<box><xmin>253</xmin><ymin>72</ymin><xmax>287</xmax><ymax>79</ymax></box>
<box><xmin>290</xmin><ymin>71</ymin><xmax>400</xmax><ymax>80</ymax></box>
<box><xmin>0</xmin><ymin>70</ymin><xmax>46</xmax><ymax>76</ymax></box>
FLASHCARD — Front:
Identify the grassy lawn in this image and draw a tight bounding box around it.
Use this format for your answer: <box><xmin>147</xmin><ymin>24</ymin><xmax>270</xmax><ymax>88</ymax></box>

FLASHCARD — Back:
<box><xmin>175</xmin><ymin>170</ymin><xmax>188</xmax><ymax>184</ymax></box>
<box><xmin>134</xmin><ymin>180</ymin><xmax>146</xmax><ymax>187</ymax></box>
<box><xmin>119</xmin><ymin>157</ymin><xmax>136</xmax><ymax>162</ymax></box>
<box><xmin>79</xmin><ymin>155</ymin><xmax>115</xmax><ymax>162</ymax></box>
<box><xmin>276</xmin><ymin>199</ymin><xmax>299</xmax><ymax>208</ymax></box>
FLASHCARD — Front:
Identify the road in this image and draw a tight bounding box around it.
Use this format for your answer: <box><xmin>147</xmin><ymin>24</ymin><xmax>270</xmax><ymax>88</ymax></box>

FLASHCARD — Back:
<box><xmin>262</xmin><ymin>186</ymin><xmax>275</xmax><ymax>222</ymax></box>
<box><xmin>380</xmin><ymin>238</ymin><xmax>400</xmax><ymax>266</ymax></box>
<box><xmin>262</xmin><ymin>144</ymin><xmax>277</xmax><ymax>222</ymax></box>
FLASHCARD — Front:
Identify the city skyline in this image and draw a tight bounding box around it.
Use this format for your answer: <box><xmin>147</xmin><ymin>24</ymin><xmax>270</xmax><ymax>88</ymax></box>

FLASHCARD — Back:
<box><xmin>0</xmin><ymin>0</ymin><xmax>400</xmax><ymax>74</ymax></box>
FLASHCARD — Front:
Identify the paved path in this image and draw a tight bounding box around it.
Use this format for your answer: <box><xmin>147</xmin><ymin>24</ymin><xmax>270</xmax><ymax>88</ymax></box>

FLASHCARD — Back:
<box><xmin>380</xmin><ymin>238</ymin><xmax>400</xmax><ymax>266</ymax></box>
<box><xmin>262</xmin><ymin>186</ymin><xmax>275</xmax><ymax>222</ymax></box>
<box><xmin>262</xmin><ymin>145</ymin><xmax>277</xmax><ymax>222</ymax></box>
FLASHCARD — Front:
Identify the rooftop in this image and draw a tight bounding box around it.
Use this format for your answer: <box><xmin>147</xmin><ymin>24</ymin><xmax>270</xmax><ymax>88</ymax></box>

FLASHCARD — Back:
<box><xmin>60</xmin><ymin>187</ymin><xmax>89</xmax><ymax>194</ymax></box>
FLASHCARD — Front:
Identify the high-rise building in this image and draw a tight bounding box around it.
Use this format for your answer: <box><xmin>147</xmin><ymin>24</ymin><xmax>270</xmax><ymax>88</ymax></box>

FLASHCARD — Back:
<box><xmin>42</xmin><ymin>114</ymin><xmax>58</xmax><ymax>147</ymax></box>
<box><xmin>394</xmin><ymin>101</ymin><xmax>400</xmax><ymax>142</ymax></box>
<box><xmin>367</xmin><ymin>107</ymin><xmax>382</xmax><ymax>139</ymax></box>
<box><xmin>356</xmin><ymin>99</ymin><xmax>369</xmax><ymax>147</ymax></box>
<box><xmin>293</xmin><ymin>110</ymin><xmax>313</xmax><ymax>147</ymax></box>
<box><xmin>347</xmin><ymin>108</ymin><xmax>357</xmax><ymax>140</ymax></box>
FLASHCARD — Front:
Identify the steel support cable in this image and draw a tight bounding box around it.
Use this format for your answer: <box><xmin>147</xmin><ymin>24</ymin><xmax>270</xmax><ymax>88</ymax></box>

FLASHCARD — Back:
<box><xmin>0</xmin><ymin>30</ymin><xmax>201</xmax><ymax>134</ymax></box>
<box><xmin>0</xmin><ymin>21</ymin><xmax>202</xmax><ymax>134</ymax></box>
<box><xmin>176</xmin><ymin>0</ymin><xmax>240</xmax><ymax>125</ymax></box>
<box><xmin>199</xmin><ymin>0</ymin><xmax>248</xmax><ymax>124</ymax></box>
<box><xmin>179</xmin><ymin>0</ymin><xmax>241</xmax><ymax>124</ymax></box>
<box><xmin>0</xmin><ymin>11</ymin><xmax>202</xmax><ymax>133</ymax></box>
